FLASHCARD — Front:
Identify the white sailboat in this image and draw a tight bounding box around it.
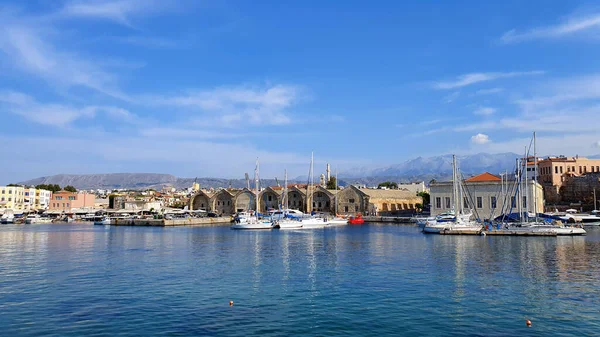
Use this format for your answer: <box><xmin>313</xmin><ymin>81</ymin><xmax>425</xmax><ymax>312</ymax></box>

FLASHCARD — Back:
<box><xmin>502</xmin><ymin>132</ymin><xmax>586</xmax><ymax>236</ymax></box>
<box><xmin>276</xmin><ymin>170</ymin><xmax>304</xmax><ymax>229</ymax></box>
<box><xmin>423</xmin><ymin>155</ymin><xmax>483</xmax><ymax>234</ymax></box>
<box><xmin>296</xmin><ymin>152</ymin><xmax>329</xmax><ymax>229</ymax></box>
<box><xmin>231</xmin><ymin>159</ymin><xmax>274</xmax><ymax>230</ymax></box>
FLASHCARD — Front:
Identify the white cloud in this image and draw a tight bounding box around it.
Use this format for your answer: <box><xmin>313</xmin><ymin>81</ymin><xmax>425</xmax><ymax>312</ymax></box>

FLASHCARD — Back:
<box><xmin>149</xmin><ymin>84</ymin><xmax>301</xmax><ymax>126</ymax></box>
<box><xmin>0</xmin><ymin>91</ymin><xmax>134</xmax><ymax>127</ymax></box>
<box><xmin>60</xmin><ymin>0</ymin><xmax>171</xmax><ymax>26</ymax></box>
<box><xmin>473</xmin><ymin>106</ymin><xmax>496</xmax><ymax>116</ymax></box>
<box><xmin>470</xmin><ymin>133</ymin><xmax>490</xmax><ymax>145</ymax></box>
<box><xmin>501</xmin><ymin>12</ymin><xmax>600</xmax><ymax>43</ymax></box>
<box><xmin>0</xmin><ymin>24</ymin><xmax>127</xmax><ymax>100</ymax></box>
<box><xmin>475</xmin><ymin>88</ymin><xmax>504</xmax><ymax>95</ymax></box>
<box><xmin>594</xmin><ymin>141</ymin><xmax>600</xmax><ymax>148</ymax></box>
<box><xmin>433</xmin><ymin>71</ymin><xmax>544</xmax><ymax>89</ymax></box>
<box><xmin>443</xmin><ymin>91</ymin><xmax>460</xmax><ymax>103</ymax></box>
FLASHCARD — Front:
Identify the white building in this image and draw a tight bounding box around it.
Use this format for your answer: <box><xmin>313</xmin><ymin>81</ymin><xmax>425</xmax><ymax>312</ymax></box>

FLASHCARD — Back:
<box><xmin>430</xmin><ymin>172</ymin><xmax>544</xmax><ymax>220</ymax></box>
<box><xmin>398</xmin><ymin>181</ymin><xmax>428</xmax><ymax>194</ymax></box>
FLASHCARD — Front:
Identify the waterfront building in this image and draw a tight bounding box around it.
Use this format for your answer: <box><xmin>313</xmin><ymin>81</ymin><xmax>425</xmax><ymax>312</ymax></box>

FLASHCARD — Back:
<box><xmin>335</xmin><ymin>185</ymin><xmax>421</xmax><ymax>216</ymax></box>
<box><xmin>537</xmin><ymin>156</ymin><xmax>600</xmax><ymax>204</ymax></box>
<box><xmin>49</xmin><ymin>191</ymin><xmax>96</xmax><ymax>213</ymax></box>
<box><xmin>429</xmin><ymin>172</ymin><xmax>544</xmax><ymax>219</ymax></box>
<box><xmin>398</xmin><ymin>181</ymin><xmax>428</xmax><ymax>194</ymax></box>
<box><xmin>560</xmin><ymin>172</ymin><xmax>600</xmax><ymax>209</ymax></box>
<box><xmin>123</xmin><ymin>200</ymin><xmax>162</xmax><ymax>212</ymax></box>
<box><xmin>0</xmin><ymin>186</ymin><xmax>25</xmax><ymax>211</ymax></box>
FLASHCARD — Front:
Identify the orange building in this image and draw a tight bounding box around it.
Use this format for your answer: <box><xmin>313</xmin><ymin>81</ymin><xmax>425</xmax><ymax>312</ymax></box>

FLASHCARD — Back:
<box><xmin>49</xmin><ymin>191</ymin><xmax>96</xmax><ymax>213</ymax></box>
<box><xmin>537</xmin><ymin>156</ymin><xmax>600</xmax><ymax>203</ymax></box>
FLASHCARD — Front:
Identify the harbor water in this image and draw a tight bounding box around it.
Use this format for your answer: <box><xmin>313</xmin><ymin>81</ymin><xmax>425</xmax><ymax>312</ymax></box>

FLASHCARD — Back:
<box><xmin>1</xmin><ymin>223</ymin><xmax>599</xmax><ymax>336</ymax></box>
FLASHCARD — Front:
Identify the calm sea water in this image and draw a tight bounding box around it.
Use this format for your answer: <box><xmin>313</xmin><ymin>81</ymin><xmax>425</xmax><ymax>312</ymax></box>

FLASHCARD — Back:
<box><xmin>0</xmin><ymin>223</ymin><xmax>599</xmax><ymax>336</ymax></box>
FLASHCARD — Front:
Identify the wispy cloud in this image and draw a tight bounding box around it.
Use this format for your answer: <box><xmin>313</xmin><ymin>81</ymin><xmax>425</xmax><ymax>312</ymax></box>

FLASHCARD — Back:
<box><xmin>471</xmin><ymin>133</ymin><xmax>490</xmax><ymax>145</ymax></box>
<box><xmin>0</xmin><ymin>23</ymin><xmax>128</xmax><ymax>100</ymax></box>
<box><xmin>433</xmin><ymin>71</ymin><xmax>544</xmax><ymax>90</ymax></box>
<box><xmin>443</xmin><ymin>91</ymin><xmax>460</xmax><ymax>103</ymax></box>
<box><xmin>473</xmin><ymin>106</ymin><xmax>496</xmax><ymax>116</ymax></box>
<box><xmin>475</xmin><ymin>88</ymin><xmax>504</xmax><ymax>95</ymax></box>
<box><xmin>501</xmin><ymin>12</ymin><xmax>600</xmax><ymax>43</ymax></box>
<box><xmin>149</xmin><ymin>84</ymin><xmax>301</xmax><ymax>126</ymax></box>
<box><xmin>0</xmin><ymin>91</ymin><xmax>134</xmax><ymax>127</ymax></box>
<box><xmin>59</xmin><ymin>0</ymin><xmax>171</xmax><ymax>27</ymax></box>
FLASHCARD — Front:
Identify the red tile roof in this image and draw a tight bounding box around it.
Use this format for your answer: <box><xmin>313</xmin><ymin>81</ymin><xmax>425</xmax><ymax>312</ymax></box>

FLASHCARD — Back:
<box><xmin>465</xmin><ymin>172</ymin><xmax>501</xmax><ymax>182</ymax></box>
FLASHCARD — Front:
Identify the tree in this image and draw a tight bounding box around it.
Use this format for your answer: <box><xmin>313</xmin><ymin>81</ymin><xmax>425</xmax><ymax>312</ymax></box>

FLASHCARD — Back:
<box><xmin>378</xmin><ymin>181</ymin><xmax>398</xmax><ymax>189</ymax></box>
<box><xmin>63</xmin><ymin>185</ymin><xmax>77</xmax><ymax>192</ymax></box>
<box><xmin>417</xmin><ymin>191</ymin><xmax>430</xmax><ymax>207</ymax></box>
<box><xmin>35</xmin><ymin>184</ymin><xmax>61</xmax><ymax>193</ymax></box>
<box><xmin>326</xmin><ymin>177</ymin><xmax>337</xmax><ymax>190</ymax></box>
<box><xmin>7</xmin><ymin>183</ymin><xmax>23</xmax><ymax>187</ymax></box>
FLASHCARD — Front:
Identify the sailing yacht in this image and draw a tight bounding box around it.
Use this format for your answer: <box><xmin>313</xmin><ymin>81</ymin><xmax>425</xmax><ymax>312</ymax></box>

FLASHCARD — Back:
<box><xmin>275</xmin><ymin>170</ymin><xmax>305</xmax><ymax>229</ymax></box>
<box><xmin>423</xmin><ymin>155</ymin><xmax>483</xmax><ymax>234</ymax></box>
<box><xmin>497</xmin><ymin>132</ymin><xmax>586</xmax><ymax>236</ymax></box>
<box><xmin>231</xmin><ymin>159</ymin><xmax>274</xmax><ymax>230</ymax></box>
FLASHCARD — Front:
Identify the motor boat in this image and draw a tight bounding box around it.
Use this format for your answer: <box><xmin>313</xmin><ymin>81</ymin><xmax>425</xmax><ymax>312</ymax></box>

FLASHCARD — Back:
<box><xmin>25</xmin><ymin>214</ymin><xmax>52</xmax><ymax>224</ymax></box>
<box><xmin>1</xmin><ymin>212</ymin><xmax>15</xmax><ymax>224</ymax></box>
<box><xmin>347</xmin><ymin>213</ymin><xmax>365</xmax><ymax>225</ymax></box>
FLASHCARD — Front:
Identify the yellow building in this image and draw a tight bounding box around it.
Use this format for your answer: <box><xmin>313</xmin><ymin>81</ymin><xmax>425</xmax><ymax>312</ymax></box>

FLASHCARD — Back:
<box><xmin>0</xmin><ymin>186</ymin><xmax>25</xmax><ymax>211</ymax></box>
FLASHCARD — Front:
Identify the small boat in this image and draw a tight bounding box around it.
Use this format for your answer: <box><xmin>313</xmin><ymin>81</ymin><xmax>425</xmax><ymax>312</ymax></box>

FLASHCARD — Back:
<box><xmin>348</xmin><ymin>213</ymin><xmax>365</xmax><ymax>225</ymax></box>
<box><xmin>25</xmin><ymin>214</ymin><xmax>52</xmax><ymax>224</ymax></box>
<box><xmin>1</xmin><ymin>213</ymin><xmax>15</xmax><ymax>224</ymax></box>
<box><xmin>327</xmin><ymin>217</ymin><xmax>348</xmax><ymax>226</ymax></box>
<box><xmin>93</xmin><ymin>216</ymin><xmax>111</xmax><ymax>225</ymax></box>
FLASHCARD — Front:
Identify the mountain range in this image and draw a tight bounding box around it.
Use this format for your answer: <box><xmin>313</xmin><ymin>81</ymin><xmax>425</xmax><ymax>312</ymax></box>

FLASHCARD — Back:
<box><xmin>17</xmin><ymin>152</ymin><xmax>600</xmax><ymax>190</ymax></box>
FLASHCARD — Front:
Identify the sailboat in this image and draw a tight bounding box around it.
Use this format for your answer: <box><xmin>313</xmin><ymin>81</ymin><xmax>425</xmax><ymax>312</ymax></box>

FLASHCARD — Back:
<box><xmin>231</xmin><ymin>159</ymin><xmax>274</xmax><ymax>230</ymax></box>
<box><xmin>328</xmin><ymin>168</ymin><xmax>349</xmax><ymax>226</ymax></box>
<box><xmin>275</xmin><ymin>170</ymin><xmax>304</xmax><ymax>229</ymax></box>
<box><xmin>423</xmin><ymin>155</ymin><xmax>483</xmax><ymax>234</ymax></box>
<box><xmin>499</xmin><ymin>132</ymin><xmax>586</xmax><ymax>235</ymax></box>
<box><xmin>296</xmin><ymin>152</ymin><xmax>329</xmax><ymax>229</ymax></box>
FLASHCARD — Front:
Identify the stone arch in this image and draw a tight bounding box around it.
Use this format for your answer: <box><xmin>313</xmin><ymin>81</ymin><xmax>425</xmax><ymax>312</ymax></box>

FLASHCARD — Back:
<box><xmin>191</xmin><ymin>191</ymin><xmax>211</xmax><ymax>211</ymax></box>
<box><xmin>234</xmin><ymin>190</ymin><xmax>255</xmax><ymax>212</ymax></box>
<box><xmin>260</xmin><ymin>189</ymin><xmax>281</xmax><ymax>212</ymax></box>
<box><xmin>287</xmin><ymin>189</ymin><xmax>305</xmax><ymax>210</ymax></box>
<box><xmin>312</xmin><ymin>187</ymin><xmax>334</xmax><ymax>213</ymax></box>
<box><xmin>336</xmin><ymin>186</ymin><xmax>366</xmax><ymax>215</ymax></box>
<box><xmin>212</xmin><ymin>190</ymin><xmax>235</xmax><ymax>215</ymax></box>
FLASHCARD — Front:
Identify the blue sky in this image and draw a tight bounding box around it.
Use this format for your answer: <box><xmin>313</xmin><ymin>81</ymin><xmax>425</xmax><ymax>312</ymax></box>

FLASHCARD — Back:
<box><xmin>1</xmin><ymin>0</ymin><xmax>600</xmax><ymax>183</ymax></box>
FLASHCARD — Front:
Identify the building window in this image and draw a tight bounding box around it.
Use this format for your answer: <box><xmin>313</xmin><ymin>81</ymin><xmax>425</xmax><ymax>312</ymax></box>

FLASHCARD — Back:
<box><xmin>344</xmin><ymin>206</ymin><xmax>348</xmax><ymax>212</ymax></box>
<box><xmin>511</xmin><ymin>197</ymin><xmax>516</xmax><ymax>208</ymax></box>
<box><xmin>436</xmin><ymin>197</ymin><xmax>441</xmax><ymax>209</ymax></box>
<box><xmin>409</xmin><ymin>203</ymin><xmax>414</xmax><ymax>209</ymax></box>
<box><xmin>476</xmin><ymin>197</ymin><xmax>482</xmax><ymax>209</ymax></box>
<box><xmin>349</xmin><ymin>198</ymin><xmax>355</xmax><ymax>203</ymax></box>
<box><xmin>68</xmin><ymin>196</ymin><xmax>75</xmax><ymax>200</ymax></box>
<box><xmin>355</xmin><ymin>205</ymin><xmax>359</xmax><ymax>212</ymax></box>
<box><xmin>567</xmin><ymin>166</ymin><xmax>570</xmax><ymax>172</ymax></box>
<box><xmin>8</xmin><ymin>190</ymin><xmax>12</xmax><ymax>194</ymax></box>
<box><xmin>8</xmin><ymin>198</ymin><xmax>11</xmax><ymax>202</ymax></box>
<box><xmin>579</xmin><ymin>166</ymin><xmax>582</xmax><ymax>174</ymax></box>
<box><xmin>572</xmin><ymin>166</ymin><xmax>575</xmax><ymax>172</ymax></box>
<box><xmin>584</xmin><ymin>166</ymin><xmax>587</xmax><ymax>173</ymax></box>
<box><xmin>560</xmin><ymin>166</ymin><xmax>563</xmax><ymax>173</ymax></box>
<box><xmin>522</xmin><ymin>196</ymin><xmax>527</xmax><ymax>208</ymax></box>
<box><xmin>445</xmin><ymin>197</ymin><xmax>451</xmax><ymax>209</ymax></box>
<box><xmin>268</xmin><ymin>196</ymin><xmax>272</xmax><ymax>202</ymax></box>
<box><xmin>491</xmin><ymin>196</ymin><xmax>497</xmax><ymax>209</ymax></box>
<box><xmin>463</xmin><ymin>197</ymin><xmax>469</xmax><ymax>209</ymax></box>
<box><xmin>555</xmin><ymin>166</ymin><xmax>558</xmax><ymax>174</ymax></box>
<box><xmin>318</xmin><ymin>202</ymin><xmax>322</xmax><ymax>208</ymax></box>
<box><xmin>66</xmin><ymin>203</ymin><xmax>69</xmax><ymax>207</ymax></box>
<box><xmin>313</xmin><ymin>202</ymin><xmax>316</xmax><ymax>207</ymax></box>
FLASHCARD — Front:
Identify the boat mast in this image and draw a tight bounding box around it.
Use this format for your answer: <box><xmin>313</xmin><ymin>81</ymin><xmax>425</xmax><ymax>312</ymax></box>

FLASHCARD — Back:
<box><xmin>255</xmin><ymin>158</ymin><xmax>260</xmax><ymax>214</ymax></box>
<box><xmin>533</xmin><ymin>132</ymin><xmax>538</xmax><ymax>224</ymax></box>
<box><xmin>516</xmin><ymin>158</ymin><xmax>521</xmax><ymax>221</ymax></box>
<box><xmin>311</xmin><ymin>152</ymin><xmax>314</xmax><ymax>214</ymax></box>
<box><xmin>452</xmin><ymin>155</ymin><xmax>459</xmax><ymax>217</ymax></box>
<box><xmin>594</xmin><ymin>188</ymin><xmax>597</xmax><ymax>211</ymax></box>
<box><xmin>524</xmin><ymin>145</ymin><xmax>528</xmax><ymax>221</ymax></box>
<box><xmin>335</xmin><ymin>167</ymin><xmax>339</xmax><ymax>215</ymax></box>
<box><xmin>284</xmin><ymin>169</ymin><xmax>288</xmax><ymax>211</ymax></box>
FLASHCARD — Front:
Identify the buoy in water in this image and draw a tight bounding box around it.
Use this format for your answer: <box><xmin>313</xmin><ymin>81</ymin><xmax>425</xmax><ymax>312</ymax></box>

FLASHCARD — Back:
<box><xmin>229</xmin><ymin>300</ymin><xmax>234</xmax><ymax>306</ymax></box>
<box><xmin>526</xmin><ymin>320</ymin><xmax>532</xmax><ymax>327</ymax></box>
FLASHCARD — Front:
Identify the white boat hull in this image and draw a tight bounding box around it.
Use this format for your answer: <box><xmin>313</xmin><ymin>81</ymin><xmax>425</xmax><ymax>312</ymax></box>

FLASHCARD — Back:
<box><xmin>327</xmin><ymin>218</ymin><xmax>348</xmax><ymax>226</ymax></box>
<box><xmin>231</xmin><ymin>223</ymin><xmax>273</xmax><ymax>230</ymax></box>
<box><xmin>276</xmin><ymin>220</ymin><xmax>303</xmax><ymax>229</ymax></box>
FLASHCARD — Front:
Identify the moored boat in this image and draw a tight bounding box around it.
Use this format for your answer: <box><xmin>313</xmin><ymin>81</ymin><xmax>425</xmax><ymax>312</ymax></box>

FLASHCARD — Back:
<box><xmin>348</xmin><ymin>213</ymin><xmax>365</xmax><ymax>225</ymax></box>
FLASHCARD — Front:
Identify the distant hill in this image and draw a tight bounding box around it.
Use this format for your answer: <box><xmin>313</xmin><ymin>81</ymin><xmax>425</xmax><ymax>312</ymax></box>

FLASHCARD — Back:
<box><xmin>341</xmin><ymin>152</ymin><xmax>520</xmax><ymax>179</ymax></box>
<box><xmin>17</xmin><ymin>152</ymin><xmax>529</xmax><ymax>190</ymax></box>
<box><xmin>18</xmin><ymin>173</ymin><xmax>294</xmax><ymax>191</ymax></box>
